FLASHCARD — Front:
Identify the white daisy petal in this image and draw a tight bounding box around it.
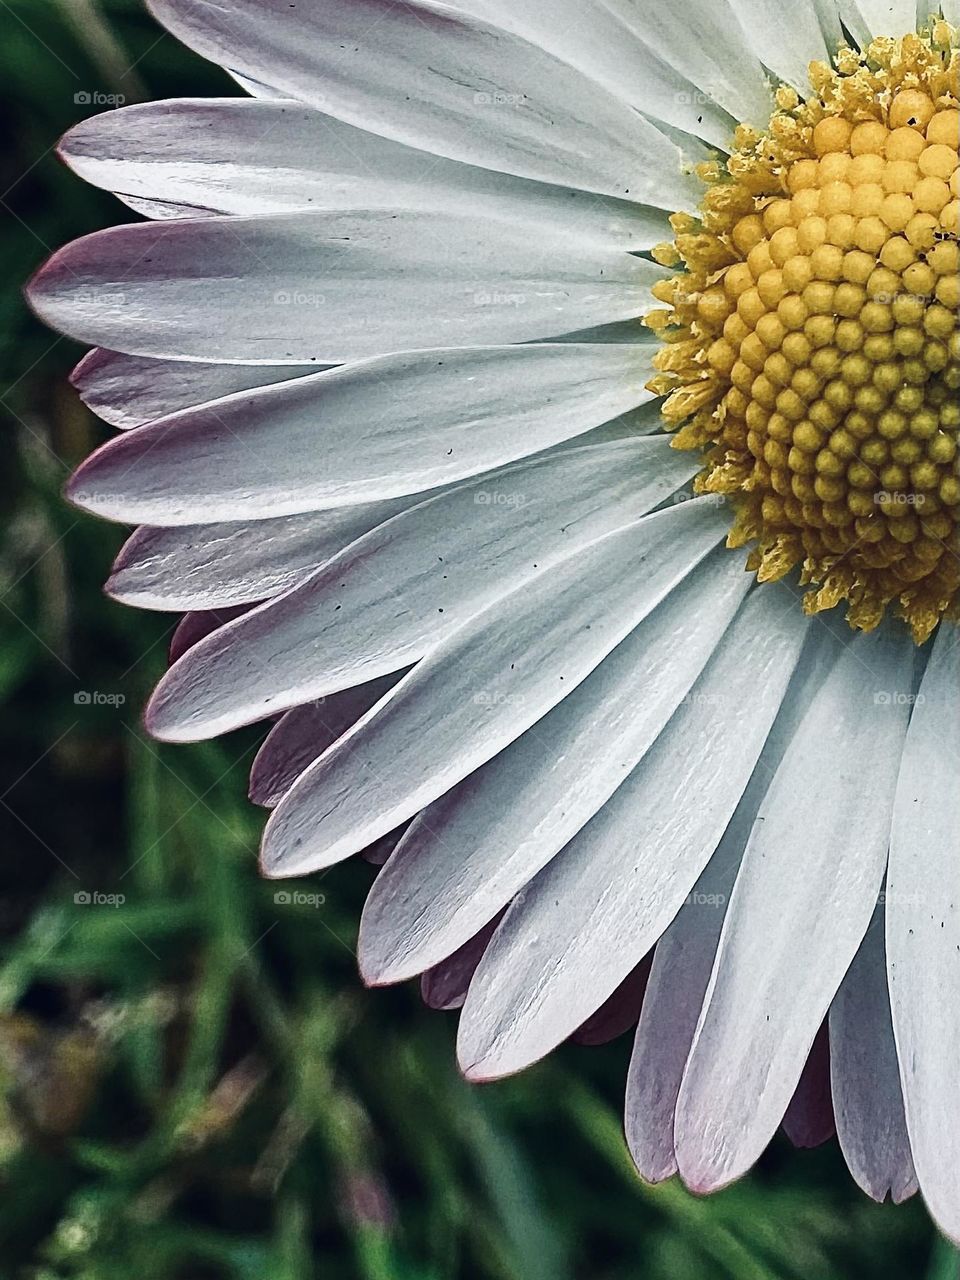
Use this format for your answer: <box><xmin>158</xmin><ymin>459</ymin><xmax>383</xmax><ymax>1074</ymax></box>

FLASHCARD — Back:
<box><xmin>249</xmin><ymin>675</ymin><xmax>403</xmax><ymax>808</ymax></box>
<box><xmin>463</xmin><ymin>0</ymin><xmax>773</xmax><ymax>132</ymax></box>
<box><xmin>60</xmin><ymin>100</ymin><xmax>671</xmax><ymax>249</ymax></box>
<box><xmin>105</xmin><ymin>414</ymin><xmax>658</xmax><ymax>609</ymax></box>
<box><xmin>727</xmin><ymin>0</ymin><xmax>830</xmax><ymax>92</ymax></box>
<box><xmin>114</xmin><ymin>194</ymin><xmax>217</xmax><ymax>221</ymax></box>
<box><xmin>626</xmin><ymin>830</ymin><xmax>743</xmax><ymax>1182</ymax></box>
<box><xmin>544</xmin><ymin>321</ymin><xmax>657</xmax><ymax>346</ymax></box>
<box><xmin>144</xmin><ymin>438</ymin><xmax>699</xmax><ymax>741</ymax></box>
<box><xmin>625</xmin><ymin>633</ymin><xmax>825</xmax><ymax>1182</ymax></box>
<box><xmin>675</xmin><ymin>626</ymin><xmax>916</xmax><ymax>1194</ymax></box>
<box><xmin>810</xmin><ymin>0</ymin><xmax>846</xmax><ymax>51</ymax></box>
<box><xmin>595</xmin><ymin>0</ymin><xmax>774</xmax><ymax>129</ymax></box>
<box><xmin>446</xmin><ymin>0</ymin><xmax>739</xmax><ymax>148</ymax></box>
<box><xmin>107</xmin><ymin>501</ymin><xmax>411</xmax><ymax>610</ymax></box>
<box><xmin>358</xmin><ymin>547</ymin><xmax>751</xmax><ymax>987</ymax></box>
<box><xmin>363</xmin><ymin>830</ymin><xmax>406</xmax><ymax>869</ymax></box>
<box><xmin>168</xmin><ymin>606</ymin><xmax>253</xmax><ymax>663</ymax></box>
<box><xmin>828</xmin><ymin>2</ymin><xmax>872</xmax><ymax>46</ymax></box>
<box><xmin>572</xmin><ymin>961</ymin><xmax>651</xmax><ymax>1046</ymax></box>
<box><xmin>887</xmin><ymin>627</ymin><xmax>960</xmax><ymax>1242</ymax></box>
<box><xmin>106</xmin><ymin>417</ymin><xmax>663</xmax><ymax>612</ymax></box>
<box><xmin>420</xmin><ymin>918</ymin><xmax>502</xmax><ymax>1011</ymax></box>
<box><xmin>649</xmin><ymin>123</ymin><xmax>719</xmax><ymax>167</ymax></box>
<box><xmin>65</xmin><ymin>345</ymin><xmax>657</xmax><ymax>524</ymax></box>
<box><xmin>261</xmin><ymin>500</ymin><xmax>728</xmax><ymax>877</ymax></box>
<box><xmin>146</xmin><ymin>0</ymin><xmax>697</xmax><ymax>208</ymax></box>
<box><xmin>456</xmin><ymin>586</ymin><xmax>808</xmax><ymax>1081</ymax></box>
<box><xmin>228</xmin><ymin>71</ymin><xmax>286</xmax><ymax>99</ymax></box>
<box><xmin>28</xmin><ymin>211</ymin><xmax>662</xmax><ymax>364</ymax></box>
<box><xmin>781</xmin><ymin>1027</ymin><xmax>834</xmax><ymax>1148</ymax></box>
<box><xmin>830</xmin><ymin>907</ymin><xmax>918</xmax><ymax>1204</ymax></box>
<box><xmin>849</xmin><ymin>1</ymin><xmax>925</xmax><ymax>40</ymax></box>
<box><xmin>72</xmin><ymin>348</ymin><xmax>322</xmax><ymax>429</ymax></box>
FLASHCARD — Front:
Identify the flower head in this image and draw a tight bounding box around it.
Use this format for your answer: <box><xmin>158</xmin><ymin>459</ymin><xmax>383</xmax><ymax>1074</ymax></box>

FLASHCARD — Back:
<box><xmin>26</xmin><ymin>0</ymin><xmax>960</xmax><ymax>1243</ymax></box>
<box><xmin>649</xmin><ymin>29</ymin><xmax>960</xmax><ymax>640</ymax></box>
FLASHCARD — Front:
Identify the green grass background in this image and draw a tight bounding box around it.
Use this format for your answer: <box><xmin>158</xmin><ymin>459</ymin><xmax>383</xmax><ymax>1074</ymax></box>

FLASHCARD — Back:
<box><xmin>0</xmin><ymin>1</ymin><xmax>957</xmax><ymax>1275</ymax></box>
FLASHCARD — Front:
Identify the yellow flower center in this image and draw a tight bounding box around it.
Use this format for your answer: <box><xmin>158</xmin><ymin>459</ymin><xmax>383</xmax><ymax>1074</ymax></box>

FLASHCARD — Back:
<box><xmin>648</xmin><ymin>23</ymin><xmax>960</xmax><ymax>643</ymax></box>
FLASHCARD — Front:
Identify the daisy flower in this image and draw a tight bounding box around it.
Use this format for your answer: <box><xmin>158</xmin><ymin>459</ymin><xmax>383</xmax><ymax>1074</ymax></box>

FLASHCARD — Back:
<box><xmin>27</xmin><ymin>0</ymin><xmax>960</xmax><ymax>1239</ymax></box>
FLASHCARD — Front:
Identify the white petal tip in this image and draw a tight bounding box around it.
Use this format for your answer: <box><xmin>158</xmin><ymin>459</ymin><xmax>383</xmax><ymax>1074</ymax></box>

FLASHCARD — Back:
<box><xmin>357</xmin><ymin>968</ymin><xmax>391</xmax><ymax>991</ymax></box>
<box><xmin>356</xmin><ymin>948</ymin><xmax>410</xmax><ymax>991</ymax></box>
<box><xmin>24</xmin><ymin>245</ymin><xmax>90</xmax><ymax>338</ymax></box>
<box><xmin>103</xmin><ymin>572</ymin><xmax>140</xmax><ymax>606</ymax></box>
<box><xmin>63</xmin><ymin>447</ymin><xmax>135</xmax><ymax>523</ymax></box>
<box><xmin>456</xmin><ymin>1025</ymin><xmax>551</xmax><ymax>1083</ymax></box>
<box><xmin>56</xmin><ymin>119</ymin><xmax>96</xmax><ymax>171</ymax></box>
<box><xmin>677</xmin><ymin>1168</ymin><xmax>735</xmax><ymax>1196</ymax></box>
<box><xmin>856</xmin><ymin>1175</ymin><xmax>917</xmax><ymax>1206</ymax></box>
<box><xmin>675</xmin><ymin>1143</ymin><xmax>746</xmax><ymax>1196</ymax></box>
<box><xmin>457</xmin><ymin>1055</ymin><xmax>510</xmax><ymax>1085</ymax></box>
<box><xmin>257</xmin><ymin>832</ymin><xmax>315</xmax><ymax>881</ymax></box>
<box><xmin>356</xmin><ymin>925</ymin><xmax>397</xmax><ymax>988</ymax></box>
<box><xmin>246</xmin><ymin>778</ymin><xmax>277</xmax><ymax>809</ymax></box>
<box><xmin>891</xmin><ymin>1178</ymin><xmax>918</xmax><ymax>1206</ymax></box>
<box><xmin>258</xmin><ymin>809</ymin><xmax>357</xmax><ymax>881</ymax></box>
<box><xmin>356</xmin><ymin>941</ymin><xmax>417</xmax><ymax>990</ymax></box>
<box><xmin>68</xmin><ymin>347</ymin><xmax>100</xmax><ymax>391</ymax></box>
<box><xmin>627</xmin><ymin>1153</ymin><xmax>678</xmax><ymax>1185</ymax></box>
<box><xmin>143</xmin><ymin>691</ymin><xmax>206</xmax><ymax>744</ymax></box>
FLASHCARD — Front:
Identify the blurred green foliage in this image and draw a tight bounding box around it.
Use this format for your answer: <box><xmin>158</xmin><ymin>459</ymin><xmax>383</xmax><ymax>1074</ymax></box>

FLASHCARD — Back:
<box><xmin>0</xmin><ymin>1</ymin><xmax>957</xmax><ymax>1276</ymax></box>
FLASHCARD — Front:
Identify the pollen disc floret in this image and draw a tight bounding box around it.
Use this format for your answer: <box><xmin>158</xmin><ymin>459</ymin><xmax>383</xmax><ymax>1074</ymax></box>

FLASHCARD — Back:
<box><xmin>650</xmin><ymin>24</ymin><xmax>960</xmax><ymax>643</ymax></box>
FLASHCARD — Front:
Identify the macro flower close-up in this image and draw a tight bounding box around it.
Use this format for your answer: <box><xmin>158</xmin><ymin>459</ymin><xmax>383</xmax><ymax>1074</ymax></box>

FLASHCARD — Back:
<box><xmin>15</xmin><ymin>0</ymin><xmax>960</xmax><ymax>1262</ymax></box>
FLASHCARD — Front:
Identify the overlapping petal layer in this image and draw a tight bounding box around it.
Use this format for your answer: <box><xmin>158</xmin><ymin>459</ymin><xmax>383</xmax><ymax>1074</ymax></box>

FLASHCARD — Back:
<box><xmin>31</xmin><ymin>0</ymin><xmax>960</xmax><ymax>1245</ymax></box>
